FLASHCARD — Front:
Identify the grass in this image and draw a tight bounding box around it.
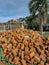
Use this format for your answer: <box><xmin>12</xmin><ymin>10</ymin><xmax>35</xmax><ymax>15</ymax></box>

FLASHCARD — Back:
<box><xmin>42</xmin><ymin>32</ymin><xmax>49</xmax><ymax>37</ymax></box>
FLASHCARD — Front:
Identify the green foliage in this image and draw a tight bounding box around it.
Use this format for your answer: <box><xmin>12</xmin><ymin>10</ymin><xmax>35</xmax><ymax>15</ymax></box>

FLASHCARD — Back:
<box><xmin>0</xmin><ymin>47</ymin><xmax>2</xmax><ymax>54</ymax></box>
<box><xmin>0</xmin><ymin>47</ymin><xmax>16</xmax><ymax>65</ymax></box>
<box><xmin>31</xmin><ymin>62</ymin><xmax>36</xmax><ymax>65</ymax></box>
<box><xmin>17</xmin><ymin>18</ymin><xmax>25</xmax><ymax>22</ymax></box>
<box><xmin>25</xmin><ymin>16</ymin><xmax>39</xmax><ymax>30</ymax></box>
<box><xmin>5</xmin><ymin>62</ymin><xmax>16</xmax><ymax>65</ymax></box>
<box><xmin>47</xmin><ymin>14</ymin><xmax>49</xmax><ymax>23</ymax></box>
<box><xmin>29</xmin><ymin>0</ymin><xmax>48</xmax><ymax>17</ymax></box>
<box><xmin>28</xmin><ymin>0</ymin><xmax>48</xmax><ymax>33</ymax></box>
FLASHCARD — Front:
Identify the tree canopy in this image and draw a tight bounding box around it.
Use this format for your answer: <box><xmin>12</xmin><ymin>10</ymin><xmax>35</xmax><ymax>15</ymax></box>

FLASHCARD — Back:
<box><xmin>29</xmin><ymin>0</ymin><xmax>48</xmax><ymax>17</ymax></box>
<box><xmin>28</xmin><ymin>0</ymin><xmax>49</xmax><ymax>33</ymax></box>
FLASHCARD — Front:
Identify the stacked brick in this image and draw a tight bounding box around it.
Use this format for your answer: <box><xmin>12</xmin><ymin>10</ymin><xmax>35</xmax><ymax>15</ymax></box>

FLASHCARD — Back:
<box><xmin>0</xmin><ymin>28</ymin><xmax>49</xmax><ymax>65</ymax></box>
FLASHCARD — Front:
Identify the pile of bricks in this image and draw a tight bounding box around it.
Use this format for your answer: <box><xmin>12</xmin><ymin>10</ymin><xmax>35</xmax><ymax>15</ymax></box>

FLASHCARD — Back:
<box><xmin>0</xmin><ymin>61</ymin><xmax>7</xmax><ymax>65</ymax></box>
<box><xmin>0</xmin><ymin>28</ymin><xmax>49</xmax><ymax>65</ymax></box>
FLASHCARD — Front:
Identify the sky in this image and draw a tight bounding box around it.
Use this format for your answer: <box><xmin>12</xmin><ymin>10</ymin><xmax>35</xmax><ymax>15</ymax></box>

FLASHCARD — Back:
<box><xmin>0</xmin><ymin>0</ymin><xmax>30</xmax><ymax>22</ymax></box>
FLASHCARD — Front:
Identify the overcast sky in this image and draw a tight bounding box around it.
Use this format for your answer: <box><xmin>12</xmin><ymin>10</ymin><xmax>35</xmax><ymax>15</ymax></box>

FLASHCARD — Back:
<box><xmin>0</xmin><ymin>0</ymin><xmax>30</xmax><ymax>22</ymax></box>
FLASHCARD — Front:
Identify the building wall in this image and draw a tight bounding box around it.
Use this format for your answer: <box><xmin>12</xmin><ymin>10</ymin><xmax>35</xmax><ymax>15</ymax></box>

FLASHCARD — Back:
<box><xmin>0</xmin><ymin>22</ymin><xmax>24</xmax><ymax>32</ymax></box>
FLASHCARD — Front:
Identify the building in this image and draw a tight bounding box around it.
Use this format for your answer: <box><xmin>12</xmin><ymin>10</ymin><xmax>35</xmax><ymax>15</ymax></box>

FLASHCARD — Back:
<box><xmin>0</xmin><ymin>20</ymin><xmax>27</xmax><ymax>32</ymax></box>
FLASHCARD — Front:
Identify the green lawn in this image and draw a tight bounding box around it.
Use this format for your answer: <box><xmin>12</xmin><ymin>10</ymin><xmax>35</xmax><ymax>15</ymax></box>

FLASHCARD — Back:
<box><xmin>42</xmin><ymin>32</ymin><xmax>49</xmax><ymax>37</ymax></box>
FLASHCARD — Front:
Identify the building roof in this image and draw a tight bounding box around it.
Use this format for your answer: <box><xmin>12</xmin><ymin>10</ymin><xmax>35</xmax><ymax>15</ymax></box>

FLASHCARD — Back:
<box><xmin>0</xmin><ymin>20</ymin><xmax>23</xmax><ymax>25</ymax></box>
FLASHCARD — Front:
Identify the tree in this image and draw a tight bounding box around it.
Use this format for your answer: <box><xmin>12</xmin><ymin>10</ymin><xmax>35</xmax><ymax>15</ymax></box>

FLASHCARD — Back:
<box><xmin>17</xmin><ymin>18</ymin><xmax>25</xmax><ymax>22</ymax></box>
<box><xmin>25</xmin><ymin>16</ymin><xmax>33</xmax><ymax>29</ymax></box>
<box><xmin>25</xmin><ymin>16</ymin><xmax>39</xmax><ymax>30</ymax></box>
<box><xmin>47</xmin><ymin>14</ymin><xmax>49</xmax><ymax>23</ymax></box>
<box><xmin>29</xmin><ymin>0</ymin><xmax>48</xmax><ymax>34</ymax></box>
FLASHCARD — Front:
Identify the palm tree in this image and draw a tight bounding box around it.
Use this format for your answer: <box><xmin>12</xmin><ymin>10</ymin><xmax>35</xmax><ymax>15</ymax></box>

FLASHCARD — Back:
<box><xmin>29</xmin><ymin>0</ymin><xmax>48</xmax><ymax>34</ymax></box>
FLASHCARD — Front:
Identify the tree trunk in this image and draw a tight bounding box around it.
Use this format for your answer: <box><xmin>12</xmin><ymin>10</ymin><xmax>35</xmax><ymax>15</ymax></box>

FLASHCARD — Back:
<box><xmin>39</xmin><ymin>9</ymin><xmax>47</xmax><ymax>35</ymax></box>
<box><xmin>39</xmin><ymin>17</ymin><xmax>43</xmax><ymax>34</ymax></box>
